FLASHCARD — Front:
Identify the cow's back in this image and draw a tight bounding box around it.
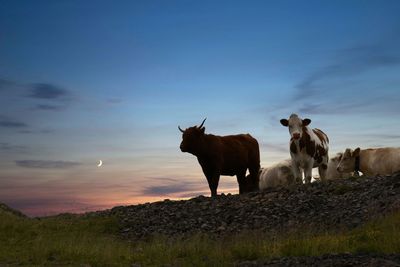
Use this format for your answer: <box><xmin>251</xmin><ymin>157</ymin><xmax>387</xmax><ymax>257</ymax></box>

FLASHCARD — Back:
<box><xmin>364</xmin><ymin>147</ymin><xmax>400</xmax><ymax>175</ymax></box>
<box><xmin>220</xmin><ymin>134</ymin><xmax>259</xmax><ymax>158</ymax></box>
<box><xmin>215</xmin><ymin>134</ymin><xmax>260</xmax><ymax>175</ymax></box>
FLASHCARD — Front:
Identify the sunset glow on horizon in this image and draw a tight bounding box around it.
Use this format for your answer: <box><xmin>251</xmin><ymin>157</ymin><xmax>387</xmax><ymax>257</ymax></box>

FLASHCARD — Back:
<box><xmin>1</xmin><ymin>0</ymin><xmax>400</xmax><ymax>216</ymax></box>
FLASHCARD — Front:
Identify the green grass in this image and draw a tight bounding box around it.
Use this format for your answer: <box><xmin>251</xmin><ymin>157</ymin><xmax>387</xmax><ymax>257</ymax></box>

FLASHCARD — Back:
<box><xmin>0</xmin><ymin>210</ymin><xmax>132</xmax><ymax>266</ymax></box>
<box><xmin>1</xmin><ymin>207</ymin><xmax>400</xmax><ymax>266</ymax></box>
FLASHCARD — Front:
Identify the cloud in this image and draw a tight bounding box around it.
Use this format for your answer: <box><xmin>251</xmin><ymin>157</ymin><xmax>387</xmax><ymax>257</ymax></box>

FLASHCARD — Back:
<box><xmin>28</xmin><ymin>83</ymin><xmax>69</xmax><ymax>100</ymax></box>
<box><xmin>297</xmin><ymin>102</ymin><xmax>361</xmax><ymax>115</ymax></box>
<box><xmin>34</xmin><ymin>104</ymin><xmax>63</xmax><ymax>111</ymax></box>
<box><xmin>141</xmin><ymin>177</ymin><xmax>206</xmax><ymax>196</ymax></box>
<box><xmin>296</xmin><ymin>97</ymin><xmax>400</xmax><ymax>116</ymax></box>
<box><xmin>367</xmin><ymin>134</ymin><xmax>400</xmax><ymax>140</ymax></box>
<box><xmin>16</xmin><ymin>129</ymin><xmax>55</xmax><ymax>135</ymax></box>
<box><xmin>1</xmin><ymin>79</ymin><xmax>72</xmax><ymax>105</ymax></box>
<box><xmin>15</xmin><ymin>160</ymin><xmax>81</xmax><ymax>169</ymax></box>
<box><xmin>142</xmin><ymin>184</ymin><xmax>192</xmax><ymax>196</ymax></box>
<box><xmin>280</xmin><ymin>37</ymin><xmax>400</xmax><ymax>119</ymax></box>
<box><xmin>260</xmin><ymin>142</ymin><xmax>288</xmax><ymax>153</ymax></box>
<box><xmin>40</xmin><ymin>129</ymin><xmax>55</xmax><ymax>134</ymax></box>
<box><xmin>146</xmin><ymin>177</ymin><xmax>184</xmax><ymax>183</ymax></box>
<box><xmin>0</xmin><ymin>78</ymin><xmax>74</xmax><ymax>115</ymax></box>
<box><xmin>295</xmin><ymin>44</ymin><xmax>400</xmax><ymax>99</ymax></box>
<box><xmin>0</xmin><ymin>78</ymin><xmax>75</xmax><ymax>134</ymax></box>
<box><xmin>0</xmin><ymin>143</ymin><xmax>27</xmax><ymax>152</ymax></box>
<box><xmin>0</xmin><ymin>78</ymin><xmax>17</xmax><ymax>91</ymax></box>
<box><xmin>0</xmin><ymin>116</ymin><xmax>28</xmax><ymax>128</ymax></box>
<box><xmin>17</xmin><ymin>130</ymin><xmax>34</xmax><ymax>134</ymax></box>
<box><xmin>107</xmin><ymin>98</ymin><xmax>123</xmax><ymax>104</ymax></box>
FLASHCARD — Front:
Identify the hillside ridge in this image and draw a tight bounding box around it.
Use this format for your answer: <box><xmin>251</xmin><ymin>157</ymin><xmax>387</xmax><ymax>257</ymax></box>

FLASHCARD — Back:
<box><xmin>0</xmin><ymin>203</ymin><xmax>27</xmax><ymax>218</ymax></box>
<box><xmin>108</xmin><ymin>173</ymin><xmax>400</xmax><ymax>239</ymax></box>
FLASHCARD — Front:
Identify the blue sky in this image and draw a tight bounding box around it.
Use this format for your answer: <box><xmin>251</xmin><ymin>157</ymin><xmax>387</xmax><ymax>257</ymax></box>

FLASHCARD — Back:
<box><xmin>1</xmin><ymin>0</ymin><xmax>400</xmax><ymax>216</ymax></box>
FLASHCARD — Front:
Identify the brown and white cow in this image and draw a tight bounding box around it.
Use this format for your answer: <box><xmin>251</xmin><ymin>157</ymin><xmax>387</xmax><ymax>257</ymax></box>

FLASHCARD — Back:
<box><xmin>336</xmin><ymin>147</ymin><xmax>400</xmax><ymax>177</ymax></box>
<box><xmin>280</xmin><ymin>114</ymin><xmax>329</xmax><ymax>183</ymax></box>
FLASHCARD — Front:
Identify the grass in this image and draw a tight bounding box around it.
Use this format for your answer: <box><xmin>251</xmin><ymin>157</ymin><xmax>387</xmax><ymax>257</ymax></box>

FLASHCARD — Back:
<box><xmin>0</xmin><ymin>210</ymin><xmax>132</xmax><ymax>266</ymax></box>
<box><xmin>1</xmin><ymin>207</ymin><xmax>400</xmax><ymax>266</ymax></box>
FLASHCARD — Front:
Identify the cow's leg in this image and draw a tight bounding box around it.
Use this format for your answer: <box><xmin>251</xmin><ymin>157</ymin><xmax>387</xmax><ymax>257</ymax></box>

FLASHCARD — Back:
<box><xmin>318</xmin><ymin>165</ymin><xmax>327</xmax><ymax>182</ymax></box>
<box><xmin>304</xmin><ymin>167</ymin><xmax>312</xmax><ymax>183</ymax></box>
<box><xmin>206</xmin><ymin>173</ymin><xmax>220</xmax><ymax>197</ymax></box>
<box><xmin>248</xmin><ymin>164</ymin><xmax>260</xmax><ymax>192</ymax></box>
<box><xmin>304</xmin><ymin>160</ymin><xmax>313</xmax><ymax>184</ymax></box>
<box><xmin>291</xmin><ymin>160</ymin><xmax>302</xmax><ymax>184</ymax></box>
<box><xmin>318</xmin><ymin>156</ymin><xmax>329</xmax><ymax>182</ymax></box>
<box><xmin>236</xmin><ymin>169</ymin><xmax>249</xmax><ymax>194</ymax></box>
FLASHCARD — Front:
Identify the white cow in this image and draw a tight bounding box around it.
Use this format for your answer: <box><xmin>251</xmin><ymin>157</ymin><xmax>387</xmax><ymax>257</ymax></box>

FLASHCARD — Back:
<box><xmin>258</xmin><ymin>159</ymin><xmax>295</xmax><ymax>190</ymax></box>
<box><xmin>259</xmin><ymin>154</ymin><xmax>350</xmax><ymax>189</ymax></box>
<box><xmin>326</xmin><ymin>153</ymin><xmax>352</xmax><ymax>180</ymax></box>
<box><xmin>280</xmin><ymin>114</ymin><xmax>329</xmax><ymax>183</ymax></box>
<box><xmin>337</xmin><ymin>147</ymin><xmax>400</xmax><ymax>177</ymax></box>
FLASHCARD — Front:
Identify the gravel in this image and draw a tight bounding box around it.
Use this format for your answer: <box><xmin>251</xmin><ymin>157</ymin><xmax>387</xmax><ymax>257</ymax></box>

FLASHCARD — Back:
<box><xmin>108</xmin><ymin>172</ymin><xmax>400</xmax><ymax>240</ymax></box>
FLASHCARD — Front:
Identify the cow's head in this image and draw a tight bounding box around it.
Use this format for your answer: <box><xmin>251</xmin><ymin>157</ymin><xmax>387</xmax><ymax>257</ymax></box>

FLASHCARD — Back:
<box><xmin>178</xmin><ymin>118</ymin><xmax>207</xmax><ymax>155</ymax></box>
<box><xmin>336</xmin><ymin>148</ymin><xmax>360</xmax><ymax>173</ymax></box>
<box><xmin>330</xmin><ymin>152</ymin><xmax>343</xmax><ymax>164</ymax></box>
<box><xmin>280</xmin><ymin>114</ymin><xmax>311</xmax><ymax>141</ymax></box>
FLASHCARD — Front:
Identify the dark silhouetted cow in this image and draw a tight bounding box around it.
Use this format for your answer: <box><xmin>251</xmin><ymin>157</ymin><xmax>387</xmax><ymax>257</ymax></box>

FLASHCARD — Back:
<box><xmin>280</xmin><ymin>114</ymin><xmax>329</xmax><ymax>183</ymax></box>
<box><xmin>179</xmin><ymin>118</ymin><xmax>260</xmax><ymax>196</ymax></box>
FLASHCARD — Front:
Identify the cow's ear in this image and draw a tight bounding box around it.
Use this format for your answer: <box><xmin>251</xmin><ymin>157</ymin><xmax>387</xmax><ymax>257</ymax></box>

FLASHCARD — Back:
<box><xmin>352</xmin><ymin>147</ymin><xmax>361</xmax><ymax>157</ymax></box>
<box><xmin>200</xmin><ymin>127</ymin><xmax>205</xmax><ymax>134</ymax></box>
<box><xmin>280</xmin><ymin>119</ymin><xmax>289</xmax><ymax>127</ymax></box>
<box><xmin>302</xmin><ymin>118</ymin><xmax>311</xmax><ymax>126</ymax></box>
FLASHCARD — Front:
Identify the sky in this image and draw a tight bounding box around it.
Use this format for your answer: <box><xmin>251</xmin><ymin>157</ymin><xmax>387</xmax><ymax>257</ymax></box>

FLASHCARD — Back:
<box><xmin>1</xmin><ymin>0</ymin><xmax>400</xmax><ymax>216</ymax></box>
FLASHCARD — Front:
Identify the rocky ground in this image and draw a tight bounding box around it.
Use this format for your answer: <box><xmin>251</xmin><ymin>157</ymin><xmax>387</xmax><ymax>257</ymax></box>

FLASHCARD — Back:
<box><xmin>2</xmin><ymin>173</ymin><xmax>400</xmax><ymax>266</ymax></box>
<box><xmin>236</xmin><ymin>253</ymin><xmax>400</xmax><ymax>267</ymax></box>
<box><xmin>108</xmin><ymin>172</ymin><xmax>400</xmax><ymax>240</ymax></box>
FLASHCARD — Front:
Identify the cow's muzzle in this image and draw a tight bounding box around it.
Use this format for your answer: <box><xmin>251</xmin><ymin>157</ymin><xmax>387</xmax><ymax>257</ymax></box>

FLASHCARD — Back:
<box><xmin>292</xmin><ymin>133</ymin><xmax>301</xmax><ymax>140</ymax></box>
<box><xmin>180</xmin><ymin>143</ymin><xmax>187</xmax><ymax>152</ymax></box>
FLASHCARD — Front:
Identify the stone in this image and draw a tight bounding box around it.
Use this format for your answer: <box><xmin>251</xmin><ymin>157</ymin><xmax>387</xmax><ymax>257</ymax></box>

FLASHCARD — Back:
<box><xmin>97</xmin><ymin>173</ymin><xmax>400</xmax><ymax>240</ymax></box>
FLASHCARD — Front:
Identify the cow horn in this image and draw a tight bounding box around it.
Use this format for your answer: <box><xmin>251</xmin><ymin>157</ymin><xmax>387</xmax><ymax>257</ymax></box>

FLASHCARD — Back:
<box><xmin>198</xmin><ymin>118</ymin><xmax>207</xmax><ymax>128</ymax></box>
<box><xmin>178</xmin><ymin>126</ymin><xmax>184</xmax><ymax>133</ymax></box>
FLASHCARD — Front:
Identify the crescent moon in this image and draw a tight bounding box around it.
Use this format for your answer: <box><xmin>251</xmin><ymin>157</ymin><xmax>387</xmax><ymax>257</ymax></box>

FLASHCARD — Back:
<box><xmin>97</xmin><ymin>160</ymin><xmax>103</xmax><ymax>167</ymax></box>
